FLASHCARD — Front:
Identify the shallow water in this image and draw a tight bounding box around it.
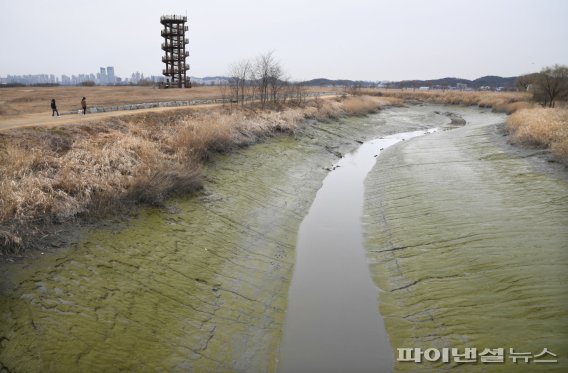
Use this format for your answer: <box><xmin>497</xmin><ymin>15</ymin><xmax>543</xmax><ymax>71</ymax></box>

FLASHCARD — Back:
<box><xmin>0</xmin><ymin>106</ymin><xmax>448</xmax><ymax>372</ymax></box>
<box><xmin>277</xmin><ymin>129</ymin><xmax>437</xmax><ymax>373</ymax></box>
<box><xmin>2</xmin><ymin>105</ymin><xmax>560</xmax><ymax>373</ymax></box>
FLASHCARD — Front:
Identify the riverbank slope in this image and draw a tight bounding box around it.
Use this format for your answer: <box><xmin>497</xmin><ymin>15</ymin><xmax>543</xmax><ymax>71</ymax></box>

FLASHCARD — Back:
<box><xmin>0</xmin><ymin>95</ymin><xmax>400</xmax><ymax>254</ymax></box>
<box><xmin>0</xmin><ymin>105</ymin><xmax>428</xmax><ymax>372</ymax></box>
<box><xmin>363</xmin><ymin>107</ymin><xmax>568</xmax><ymax>372</ymax></box>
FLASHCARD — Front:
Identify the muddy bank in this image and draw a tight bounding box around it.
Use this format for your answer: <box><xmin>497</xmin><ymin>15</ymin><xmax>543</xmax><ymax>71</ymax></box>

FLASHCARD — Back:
<box><xmin>363</xmin><ymin>107</ymin><xmax>568</xmax><ymax>372</ymax></box>
<box><xmin>434</xmin><ymin>111</ymin><xmax>466</xmax><ymax>126</ymax></box>
<box><xmin>0</xmin><ymin>106</ymin><xmax>443</xmax><ymax>372</ymax></box>
<box><xmin>0</xmin><ymin>95</ymin><xmax>402</xmax><ymax>254</ymax></box>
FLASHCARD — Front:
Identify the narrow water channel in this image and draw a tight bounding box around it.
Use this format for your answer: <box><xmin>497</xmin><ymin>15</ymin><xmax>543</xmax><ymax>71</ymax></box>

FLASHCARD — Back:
<box><xmin>0</xmin><ymin>106</ymin><xmax>455</xmax><ymax>372</ymax></box>
<box><xmin>3</xmin><ymin>106</ymin><xmax>565</xmax><ymax>372</ymax></box>
<box><xmin>277</xmin><ymin>129</ymin><xmax>437</xmax><ymax>373</ymax></box>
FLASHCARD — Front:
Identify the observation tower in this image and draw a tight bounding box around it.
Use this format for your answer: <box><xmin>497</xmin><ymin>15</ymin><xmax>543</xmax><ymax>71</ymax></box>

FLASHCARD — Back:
<box><xmin>161</xmin><ymin>15</ymin><xmax>190</xmax><ymax>88</ymax></box>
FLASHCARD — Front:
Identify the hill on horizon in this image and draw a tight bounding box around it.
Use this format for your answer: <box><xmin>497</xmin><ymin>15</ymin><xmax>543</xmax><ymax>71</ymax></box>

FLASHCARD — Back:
<box><xmin>190</xmin><ymin>75</ymin><xmax>518</xmax><ymax>89</ymax></box>
<box><xmin>300</xmin><ymin>75</ymin><xmax>517</xmax><ymax>89</ymax></box>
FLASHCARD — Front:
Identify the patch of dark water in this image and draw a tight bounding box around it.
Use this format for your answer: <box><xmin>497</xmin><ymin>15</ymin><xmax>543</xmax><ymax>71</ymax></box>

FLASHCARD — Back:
<box><xmin>277</xmin><ymin>129</ymin><xmax>437</xmax><ymax>373</ymax></box>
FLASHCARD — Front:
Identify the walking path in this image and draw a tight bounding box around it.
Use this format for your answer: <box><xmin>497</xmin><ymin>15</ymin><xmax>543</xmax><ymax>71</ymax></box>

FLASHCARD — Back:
<box><xmin>0</xmin><ymin>93</ymin><xmax>337</xmax><ymax>131</ymax></box>
<box><xmin>0</xmin><ymin>103</ymin><xmax>216</xmax><ymax>131</ymax></box>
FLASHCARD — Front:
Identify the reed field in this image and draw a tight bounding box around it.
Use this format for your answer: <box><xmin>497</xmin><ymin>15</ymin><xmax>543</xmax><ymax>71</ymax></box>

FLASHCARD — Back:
<box><xmin>1</xmin><ymin>86</ymin><xmax>566</xmax><ymax>254</ymax></box>
<box><xmin>368</xmin><ymin>88</ymin><xmax>533</xmax><ymax>113</ymax></box>
<box><xmin>0</xmin><ymin>86</ymin><xmax>216</xmax><ymax>116</ymax></box>
<box><xmin>0</xmin><ymin>95</ymin><xmax>400</xmax><ymax>253</ymax></box>
<box><xmin>0</xmin><ymin>85</ymin><xmax>339</xmax><ymax>116</ymax></box>
<box><xmin>371</xmin><ymin>89</ymin><xmax>568</xmax><ymax>162</ymax></box>
<box><xmin>506</xmin><ymin>107</ymin><xmax>568</xmax><ymax>161</ymax></box>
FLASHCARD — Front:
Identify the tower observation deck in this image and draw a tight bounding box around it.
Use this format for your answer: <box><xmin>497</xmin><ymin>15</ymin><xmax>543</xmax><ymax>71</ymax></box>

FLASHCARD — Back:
<box><xmin>160</xmin><ymin>15</ymin><xmax>191</xmax><ymax>88</ymax></box>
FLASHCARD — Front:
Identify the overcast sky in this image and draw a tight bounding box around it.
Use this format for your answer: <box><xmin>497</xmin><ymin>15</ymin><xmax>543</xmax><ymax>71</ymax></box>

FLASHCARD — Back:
<box><xmin>1</xmin><ymin>0</ymin><xmax>567</xmax><ymax>81</ymax></box>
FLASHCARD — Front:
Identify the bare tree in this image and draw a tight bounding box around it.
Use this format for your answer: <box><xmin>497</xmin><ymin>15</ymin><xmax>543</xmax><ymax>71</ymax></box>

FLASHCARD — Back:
<box><xmin>228</xmin><ymin>51</ymin><xmax>286</xmax><ymax>107</ymax></box>
<box><xmin>251</xmin><ymin>51</ymin><xmax>285</xmax><ymax>107</ymax></box>
<box><xmin>515</xmin><ymin>73</ymin><xmax>537</xmax><ymax>92</ymax></box>
<box><xmin>218</xmin><ymin>81</ymin><xmax>229</xmax><ymax>106</ymax></box>
<box><xmin>228</xmin><ymin>59</ymin><xmax>251</xmax><ymax>105</ymax></box>
<box><xmin>289</xmin><ymin>82</ymin><xmax>308</xmax><ymax>105</ymax></box>
<box><xmin>347</xmin><ymin>81</ymin><xmax>363</xmax><ymax>96</ymax></box>
<box><xmin>253</xmin><ymin>52</ymin><xmax>272</xmax><ymax>107</ymax></box>
<box><xmin>533</xmin><ymin>65</ymin><xmax>568</xmax><ymax>108</ymax></box>
<box><xmin>269</xmin><ymin>62</ymin><xmax>284</xmax><ymax>103</ymax></box>
<box><xmin>279</xmin><ymin>78</ymin><xmax>290</xmax><ymax>104</ymax></box>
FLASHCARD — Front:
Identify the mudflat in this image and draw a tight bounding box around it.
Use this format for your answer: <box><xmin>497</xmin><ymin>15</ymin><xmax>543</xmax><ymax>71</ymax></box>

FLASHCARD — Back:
<box><xmin>364</xmin><ymin>107</ymin><xmax>568</xmax><ymax>373</ymax></box>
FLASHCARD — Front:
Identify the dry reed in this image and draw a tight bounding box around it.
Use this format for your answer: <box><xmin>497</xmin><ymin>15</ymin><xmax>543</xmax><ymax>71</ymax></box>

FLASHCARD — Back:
<box><xmin>0</xmin><ymin>85</ymin><xmax>338</xmax><ymax>116</ymax></box>
<box><xmin>506</xmin><ymin>108</ymin><xmax>568</xmax><ymax>161</ymax></box>
<box><xmin>366</xmin><ymin>89</ymin><xmax>532</xmax><ymax>114</ymax></box>
<box><xmin>0</xmin><ymin>95</ymin><xmax>393</xmax><ymax>253</ymax></box>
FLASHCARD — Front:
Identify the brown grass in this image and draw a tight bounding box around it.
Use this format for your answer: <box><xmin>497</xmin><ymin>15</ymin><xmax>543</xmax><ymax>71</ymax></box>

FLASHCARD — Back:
<box><xmin>302</xmin><ymin>95</ymin><xmax>403</xmax><ymax>122</ymax></box>
<box><xmin>372</xmin><ymin>89</ymin><xmax>568</xmax><ymax>161</ymax></box>
<box><xmin>0</xmin><ymin>86</ymin><xmax>219</xmax><ymax>116</ymax></box>
<box><xmin>0</xmin><ymin>95</ymin><xmax>391</xmax><ymax>253</ymax></box>
<box><xmin>363</xmin><ymin>89</ymin><xmax>532</xmax><ymax>114</ymax></box>
<box><xmin>341</xmin><ymin>95</ymin><xmax>404</xmax><ymax>114</ymax></box>
<box><xmin>0</xmin><ymin>85</ymin><xmax>340</xmax><ymax>116</ymax></box>
<box><xmin>506</xmin><ymin>108</ymin><xmax>568</xmax><ymax>161</ymax></box>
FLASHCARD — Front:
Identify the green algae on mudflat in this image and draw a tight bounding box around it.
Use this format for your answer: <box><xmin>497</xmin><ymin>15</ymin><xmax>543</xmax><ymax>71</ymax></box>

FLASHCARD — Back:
<box><xmin>363</xmin><ymin>108</ymin><xmax>568</xmax><ymax>372</ymax></box>
<box><xmin>1</xmin><ymin>109</ymin><xmax>433</xmax><ymax>373</ymax></box>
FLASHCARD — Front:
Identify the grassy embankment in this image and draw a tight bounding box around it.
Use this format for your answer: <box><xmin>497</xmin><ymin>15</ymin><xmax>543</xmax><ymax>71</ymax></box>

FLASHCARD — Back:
<box><xmin>0</xmin><ymin>95</ymin><xmax>400</xmax><ymax>253</ymax></box>
<box><xmin>2</xmin><ymin>88</ymin><xmax>566</xmax><ymax>254</ymax></box>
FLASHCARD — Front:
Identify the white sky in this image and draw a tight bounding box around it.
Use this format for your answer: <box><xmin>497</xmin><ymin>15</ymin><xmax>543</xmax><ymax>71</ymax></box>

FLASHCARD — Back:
<box><xmin>1</xmin><ymin>0</ymin><xmax>567</xmax><ymax>81</ymax></box>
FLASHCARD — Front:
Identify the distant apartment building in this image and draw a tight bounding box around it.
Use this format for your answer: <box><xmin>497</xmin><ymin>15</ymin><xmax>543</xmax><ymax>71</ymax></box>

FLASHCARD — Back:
<box><xmin>0</xmin><ymin>74</ymin><xmax>59</xmax><ymax>85</ymax></box>
<box><xmin>2</xmin><ymin>67</ymin><xmax>161</xmax><ymax>86</ymax></box>
<box><xmin>106</xmin><ymin>67</ymin><xmax>115</xmax><ymax>84</ymax></box>
<box><xmin>96</xmin><ymin>67</ymin><xmax>116</xmax><ymax>85</ymax></box>
<box><xmin>97</xmin><ymin>67</ymin><xmax>107</xmax><ymax>84</ymax></box>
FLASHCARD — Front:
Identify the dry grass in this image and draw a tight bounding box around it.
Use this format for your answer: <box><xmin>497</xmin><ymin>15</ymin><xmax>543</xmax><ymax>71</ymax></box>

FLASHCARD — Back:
<box><xmin>506</xmin><ymin>108</ymin><xmax>568</xmax><ymax>161</ymax></box>
<box><xmin>364</xmin><ymin>89</ymin><xmax>532</xmax><ymax>114</ymax></box>
<box><xmin>0</xmin><ymin>86</ymin><xmax>220</xmax><ymax>116</ymax></box>
<box><xmin>373</xmin><ymin>89</ymin><xmax>567</xmax><ymax>161</ymax></box>
<box><xmin>302</xmin><ymin>95</ymin><xmax>403</xmax><ymax>121</ymax></box>
<box><xmin>0</xmin><ymin>95</ymin><xmax>389</xmax><ymax>253</ymax></box>
<box><xmin>341</xmin><ymin>95</ymin><xmax>404</xmax><ymax>114</ymax></box>
<box><xmin>0</xmin><ymin>85</ymin><xmax>339</xmax><ymax>116</ymax></box>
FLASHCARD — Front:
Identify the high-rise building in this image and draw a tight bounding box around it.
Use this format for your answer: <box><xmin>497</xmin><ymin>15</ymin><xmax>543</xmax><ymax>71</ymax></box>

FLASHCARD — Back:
<box><xmin>106</xmin><ymin>66</ymin><xmax>115</xmax><ymax>84</ymax></box>
<box><xmin>99</xmin><ymin>67</ymin><xmax>107</xmax><ymax>84</ymax></box>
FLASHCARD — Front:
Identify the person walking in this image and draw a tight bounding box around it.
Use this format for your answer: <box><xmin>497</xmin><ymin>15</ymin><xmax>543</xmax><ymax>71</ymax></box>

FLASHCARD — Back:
<box><xmin>81</xmin><ymin>97</ymin><xmax>87</xmax><ymax>115</ymax></box>
<box><xmin>51</xmin><ymin>99</ymin><xmax>59</xmax><ymax>117</ymax></box>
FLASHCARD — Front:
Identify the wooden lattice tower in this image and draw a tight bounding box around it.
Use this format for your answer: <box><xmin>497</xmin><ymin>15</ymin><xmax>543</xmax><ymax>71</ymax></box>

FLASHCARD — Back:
<box><xmin>161</xmin><ymin>15</ymin><xmax>190</xmax><ymax>88</ymax></box>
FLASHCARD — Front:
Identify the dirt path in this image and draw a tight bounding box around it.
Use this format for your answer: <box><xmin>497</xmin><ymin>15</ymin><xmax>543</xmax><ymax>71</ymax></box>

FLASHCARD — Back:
<box><xmin>0</xmin><ymin>103</ymin><xmax>218</xmax><ymax>131</ymax></box>
<box><xmin>0</xmin><ymin>95</ymin><xmax>339</xmax><ymax>131</ymax></box>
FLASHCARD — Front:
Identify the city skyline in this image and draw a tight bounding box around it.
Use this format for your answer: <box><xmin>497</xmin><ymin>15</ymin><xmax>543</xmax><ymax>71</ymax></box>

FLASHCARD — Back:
<box><xmin>1</xmin><ymin>0</ymin><xmax>567</xmax><ymax>81</ymax></box>
<box><xmin>0</xmin><ymin>66</ymin><xmax>166</xmax><ymax>86</ymax></box>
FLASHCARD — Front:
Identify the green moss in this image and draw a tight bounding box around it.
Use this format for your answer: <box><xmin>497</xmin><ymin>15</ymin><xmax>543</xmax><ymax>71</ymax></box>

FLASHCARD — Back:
<box><xmin>0</xmin><ymin>112</ymin><xmax>397</xmax><ymax>372</ymax></box>
<box><xmin>363</xmin><ymin>108</ymin><xmax>568</xmax><ymax>372</ymax></box>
